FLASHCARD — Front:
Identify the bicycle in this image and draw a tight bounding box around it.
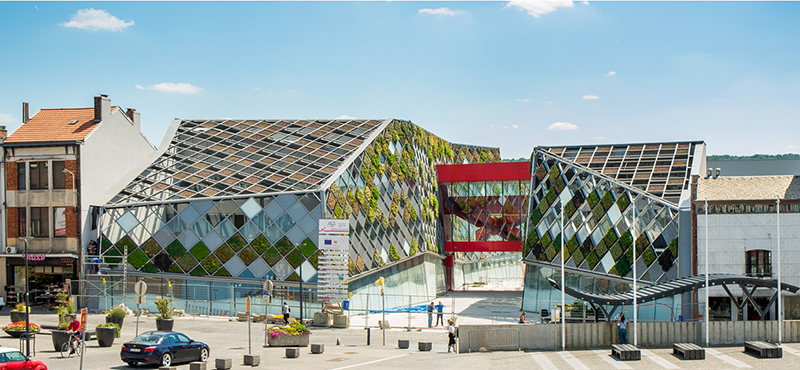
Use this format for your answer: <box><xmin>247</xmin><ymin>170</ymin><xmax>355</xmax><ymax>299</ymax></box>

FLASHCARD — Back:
<box><xmin>60</xmin><ymin>332</ymin><xmax>84</xmax><ymax>358</ymax></box>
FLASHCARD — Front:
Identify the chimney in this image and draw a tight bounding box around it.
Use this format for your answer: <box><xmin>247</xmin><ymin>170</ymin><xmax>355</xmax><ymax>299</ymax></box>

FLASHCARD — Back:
<box><xmin>126</xmin><ymin>108</ymin><xmax>141</xmax><ymax>130</ymax></box>
<box><xmin>706</xmin><ymin>168</ymin><xmax>712</xmax><ymax>179</ymax></box>
<box><xmin>714</xmin><ymin>168</ymin><xmax>721</xmax><ymax>179</ymax></box>
<box><xmin>0</xmin><ymin>126</ymin><xmax>6</xmax><ymax>141</ymax></box>
<box><xmin>22</xmin><ymin>102</ymin><xmax>29</xmax><ymax>124</ymax></box>
<box><xmin>94</xmin><ymin>94</ymin><xmax>110</xmax><ymax>122</ymax></box>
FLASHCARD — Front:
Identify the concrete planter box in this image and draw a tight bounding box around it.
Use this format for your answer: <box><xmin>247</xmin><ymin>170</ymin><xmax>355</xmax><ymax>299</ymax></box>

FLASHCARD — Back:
<box><xmin>156</xmin><ymin>319</ymin><xmax>174</xmax><ymax>332</ymax></box>
<box><xmin>313</xmin><ymin>312</ymin><xmax>332</xmax><ymax>327</ymax></box>
<box><xmin>96</xmin><ymin>326</ymin><xmax>117</xmax><ymax>347</ymax></box>
<box><xmin>9</xmin><ymin>311</ymin><xmax>26</xmax><ymax>323</ymax></box>
<box><xmin>52</xmin><ymin>330</ymin><xmax>71</xmax><ymax>351</ymax></box>
<box><xmin>268</xmin><ymin>333</ymin><xmax>310</xmax><ymax>347</ymax></box>
<box><xmin>332</xmin><ymin>315</ymin><xmax>350</xmax><ymax>328</ymax></box>
<box><xmin>106</xmin><ymin>316</ymin><xmax>125</xmax><ymax>330</ymax></box>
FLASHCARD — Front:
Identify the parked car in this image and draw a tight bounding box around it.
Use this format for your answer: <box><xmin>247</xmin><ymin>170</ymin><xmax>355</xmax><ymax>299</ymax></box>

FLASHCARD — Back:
<box><xmin>120</xmin><ymin>331</ymin><xmax>209</xmax><ymax>367</ymax></box>
<box><xmin>0</xmin><ymin>347</ymin><xmax>47</xmax><ymax>370</ymax></box>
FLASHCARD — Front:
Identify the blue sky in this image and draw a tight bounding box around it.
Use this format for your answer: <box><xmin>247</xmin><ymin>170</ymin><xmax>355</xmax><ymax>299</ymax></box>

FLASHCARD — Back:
<box><xmin>1</xmin><ymin>1</ymin><xmax>798</xmax><ymax>159</ymax></box>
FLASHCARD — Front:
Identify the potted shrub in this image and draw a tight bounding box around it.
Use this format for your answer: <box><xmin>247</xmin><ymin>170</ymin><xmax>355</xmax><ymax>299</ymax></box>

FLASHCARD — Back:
<box><xmin>155</xmin><ymin>298</ymin><xmax>174</xmax><ymax>331</ymax></box>
<box><xmin>106</xmin><ymin>306</ymin><xmax>128</xmax><ymax>329</ymax></box>
<box><xmin>2</xmin><ymin>321</ymin><xmax>41</xmax><ymax>338</ymax></box>
<box><xmin>56</xmin><ymin>294</ymin><xmax>75</xmax><ymax>324</ymax></box>
<box><xmin>267</xmin><ymin>321</ymin><xmax>311</xmax><ymax>347</ymax></box>
<box><xmin>96</xmin><ymin>322</ymin><xmax>120</xmax><ymax>347</ymax></box>
<box><xmin>10</xmin><ymin>303</ymin><xmax>29</xmax><ymax>323</ymax></box>
<box><xmin>52</xmin><ymin>321</ymin><xmax>71</xmax><ymax>351</ymax></box>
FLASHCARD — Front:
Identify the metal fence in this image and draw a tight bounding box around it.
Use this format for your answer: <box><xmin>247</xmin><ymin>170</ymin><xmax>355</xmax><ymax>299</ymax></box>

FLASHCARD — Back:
<box><xmin>467</xmin><ymin>328</ymin><xmax>520</xmax><ymax>352</ymax></box>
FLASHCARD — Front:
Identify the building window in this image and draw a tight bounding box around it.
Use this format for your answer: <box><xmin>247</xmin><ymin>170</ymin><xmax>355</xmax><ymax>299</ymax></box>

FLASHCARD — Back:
<box><xmin>29</xmin><ymin>161</ymin><xmax>49</xmax><ymax>190</ymax></box>
<box><xmin>745</xmin><ymin>250</ymin><xmax>771</xmax><ymax>277</ymax></box>
<box><xmin>30</xmin><ymin>207</ymin><xmax>49</xmax><ymax>237</ymax></box>
<box><xmin>17</xmin><ymin>163</ymin><xmax>26</xmax><ymax>190</ymax></box>
<box><xmin>18</xmin><ymin>208</ymin><xmax>27</xmax><ymax>237</ymax></box>
<box><xmin>53</xmin><ymin>161</ymin><xmax>66</xmax><ymax>189</ymax></box>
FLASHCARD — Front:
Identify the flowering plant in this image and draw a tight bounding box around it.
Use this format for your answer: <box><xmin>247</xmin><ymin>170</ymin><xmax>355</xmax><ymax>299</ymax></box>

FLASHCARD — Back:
<box><xmin>3</xmin><ymin>321</ymin><xmax>41</xmax><ymax>332</ymax></box>
<box><xmin>267</xmin><ymin>321</ymin><xmax>311</xmax><ymax>339</ymax></box>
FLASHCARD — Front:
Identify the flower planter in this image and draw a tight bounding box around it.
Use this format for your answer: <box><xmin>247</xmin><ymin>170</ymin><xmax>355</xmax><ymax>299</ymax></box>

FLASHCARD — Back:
<box><xmin>10</xmin><ymin>311</ymin><xmax>26</xmax><ymax>323</ymax></box>
<box><xmin>106</xmin><ymin>316</ymin><xmax>124</xmax><ymax>329</ymax></box>
<box><xmin>96</xmin><ymin>326</ymin><xmax>116</xmax><ymax>347</ymax></box>
<box><xmin>52</xmin><ymin>330</ymin><xmax>71</xmax><ymax>351</ymax></box>
<box><xmin>4</xmin><ymin>330</ymin><xmax>28</xmax><ymax>338</ymax></box>
<box><xmin>268</xmin><ymin>333</ymin><xmax>310</xmax><ymax>347</ymax></box>
<box><xmin>156</xmin><ymin>319</ymin><xmax>174</xmax><ymax>332</ymax></box>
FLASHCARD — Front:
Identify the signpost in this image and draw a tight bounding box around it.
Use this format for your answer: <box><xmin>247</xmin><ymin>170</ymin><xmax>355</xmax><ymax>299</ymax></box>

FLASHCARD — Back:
<box><xmin>79</xmin><ymin>308</ymin><xmax>87</xmax><ymax>370</ymax></box>
<box><xmin>318</xmin><ymin>221</ymin><xmax>350</xmax><ymax>309</ymax></box>
<box><xmin>134</xmin><ymin>280</ymin><xmax>147</xmax><ymax>336</ymax></box>
<box><xmin>247</xmin><ymin>297</ymin><xmax>252</xmax><ymax>354</ymax></box>
<box><xmin>263</xmin><ymin>280</ymin><xmax>272</xmax><ymax>347</ymax></box>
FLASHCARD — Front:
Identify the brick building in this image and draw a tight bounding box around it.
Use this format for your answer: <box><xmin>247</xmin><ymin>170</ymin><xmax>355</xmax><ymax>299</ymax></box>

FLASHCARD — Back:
<box><xmin>1</xmin><ymin>95</ymin><xmax>155</xmax><ymax>305</ymax></box>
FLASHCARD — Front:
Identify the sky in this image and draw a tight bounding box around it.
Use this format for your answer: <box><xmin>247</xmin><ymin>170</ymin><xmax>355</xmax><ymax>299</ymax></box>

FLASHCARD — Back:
<box><xmin>1</xmin><ymin>1</ymin><xmax>799</xmax><ymax>160</ymax></box>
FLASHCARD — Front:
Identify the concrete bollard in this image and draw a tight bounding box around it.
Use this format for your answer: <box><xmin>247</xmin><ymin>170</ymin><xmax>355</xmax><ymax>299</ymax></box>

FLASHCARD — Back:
<box><xmin>398</xmin><ymin>340</ymin><xmax>410</xmax><ymax>349</ymax></box>
<box><xmin>286</xmin><ymin>348</ymin><xmax>300</xmax><ymax>358</ymax></box>
<box><xmin>418</xmin><ymin>342</ymin><xmax>432</xmax><ymax>351</ymax></box>
<box><xmin>215</xmin><ymin>358</ymin><xmax>232</xmax><ymax>370</ymax></box>
<box><xmin>311</xmin><ymin>344</ymin><xmax>324</xmax><ymax>354</ymax></box>
<box><xmin>189</xmin><ymin>362</ymin><xmax>207</xmax><ymax>370</ymax></box>
<box><xmin>243</xmin><ymin>354</ymin><xmax>260</xmax><ymax>366</ymax></box>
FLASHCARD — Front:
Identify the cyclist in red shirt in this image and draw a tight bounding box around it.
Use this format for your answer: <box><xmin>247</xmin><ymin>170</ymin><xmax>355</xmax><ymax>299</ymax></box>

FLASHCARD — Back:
<box><xmin>66</xmin><ymin>315</ymin><xmax>83</xmax><ymax>354</ymax></box>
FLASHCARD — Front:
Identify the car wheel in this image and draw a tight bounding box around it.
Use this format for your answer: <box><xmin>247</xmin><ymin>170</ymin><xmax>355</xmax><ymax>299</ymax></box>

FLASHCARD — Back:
<box><xmin>161</xmin><ymin>353</ymin><xmax>172</xmax><ymax>367</ymax></box>
<box><xmin>200</xmin><ymin>348</ymin><xmax>209</xmax><ymax>362</ymax></box>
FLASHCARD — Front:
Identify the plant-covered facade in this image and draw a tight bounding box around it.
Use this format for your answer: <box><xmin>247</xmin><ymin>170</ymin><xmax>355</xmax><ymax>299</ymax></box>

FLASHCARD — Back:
<box><xmin>522</xmin><ymin>142</ymin><xmax>704</xmax><ymax>320</ymax></box>
<box><xmin>94</xmin><ymin>118</ymin><xmax>498</xmax><ymax>298</ymax></box>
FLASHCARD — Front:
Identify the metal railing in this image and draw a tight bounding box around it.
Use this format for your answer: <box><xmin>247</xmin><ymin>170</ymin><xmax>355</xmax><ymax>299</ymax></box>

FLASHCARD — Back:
<box><xmin>467</xmin><ymin>328</ymin><xmax>520</xmax><ymax>352</ymax></box>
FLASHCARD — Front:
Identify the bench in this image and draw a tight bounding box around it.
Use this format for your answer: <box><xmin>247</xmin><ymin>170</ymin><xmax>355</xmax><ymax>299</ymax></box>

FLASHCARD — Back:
<box><xmin>672</xmin><ymin>343</ymin><xmax>705</xmax><ymax>360</ymax></box>
<box><xmin>744</xmin><ymin>341</ymin><xmax>782</xmax><ymax>358</ymax></box>
<box><xmin>611</xmin><ymin>344</ymin><xmax>641</xmax><ymax>361</ymax></box>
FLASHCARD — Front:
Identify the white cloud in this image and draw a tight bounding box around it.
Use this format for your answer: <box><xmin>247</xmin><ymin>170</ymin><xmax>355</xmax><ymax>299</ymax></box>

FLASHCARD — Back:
<box><xmin>789</xmin><ymin>145</ymin><xmax>796</xmax><ymax>149</ymax></box>
<box><xmin>597</xmin><ymin>136</ymin><xmax>606</xmax><ymax>140</ymax></box>
<box><xmin>336</xmin><ymin>115</ymin><xmax>356</xmax><ymax>120</ymax></box>
<box><xmin>582</xmin><ymin>94</ymin><xmax>600</xmax><ymax>100</ymax></box>
<box><xmin>582</xmin><ymin>1</ymin><xmax>590</xmax><ymax>5</ymax></box>
<box><xmin>254</xmin><ymin>87</ymin><xmax>261</xmax><ymax>91</ymax></box>
<box><xmin>506</xmin><ymin>1</ymin><xmax>575</xmax><ymax>18</ymax></box>
<box><xmin>606</xmin><ymin>71</ymin><xmax>617</xmax><ymax>77</ymax></box>
<box><xmin>516</xmin><ymin>98</ymin><xmax>530</xmax><ymax>102</ymax></box>
<box><xmin>140</xmin><ymin>82</ymin><xmax>204</xmax><ymax>95</ymax></box>
<box><xmin>0</xmin><ymin>113</ymin><xmax>15</xmax><ymax>124</ymax></box>
<box><xmin>546</xmin><ymin>101</ymin><xmax>554</xmax><ymax>104</ymax></box>
<box><xmin>418</xmin><ymin>7</ymin><xmax>465</xmax><ymax>16</ymax></box>
<box><xmin>548</xmin><ymin>122</ymin><xmax>579</xmax><ymax>131</ymax></box>
<box><xmin>511</xmin><ymin>124</ymin><xmax>520</xmax><ymax>129</ymax></box>
<box><xmin>60</xmin><ymin>8</ymin><xmax>134</xmax><ymax>31</ymax></box>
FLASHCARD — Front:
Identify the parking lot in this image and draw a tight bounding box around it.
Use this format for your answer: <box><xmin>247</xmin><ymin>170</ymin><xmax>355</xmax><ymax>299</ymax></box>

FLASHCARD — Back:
<box><xmin>3</xmin><ymin>312</ymin><xmax>800</xmax><ymax>370</ymax></box>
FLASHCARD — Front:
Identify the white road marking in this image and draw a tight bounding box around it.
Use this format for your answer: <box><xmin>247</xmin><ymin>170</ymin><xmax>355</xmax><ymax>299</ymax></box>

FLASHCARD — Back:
<box><xmin>781</xmin><ymin>345</ymin><xmax>800</xmax><ymax>358</ymax></box>
<box><xmin>593</xmin><ymin>349</ymin><xmax>632</xmax><ymax>369</ymax></box>
<box><xmin>557</xmin><ymin>351</ymin><xmax>589</xmax><ymax>370</ymax></box>
<box><xmin>706</xmin><ymin>348</ymin><xmax>751</xmax><ymax>368</ymax></box>
<box><xmin>640</xmin><ymin>348</ymin><xmax>680</xmax><ymax>369</ymax></box>
<box><xmin>328</xmin><ymin>353</ymin><xmax>411</xmax><ymax>370</ymax></box>
<box><xmin>529</xmin><ymin>351</ymin><xmax>558</xmax><ymax>370</ymax></box>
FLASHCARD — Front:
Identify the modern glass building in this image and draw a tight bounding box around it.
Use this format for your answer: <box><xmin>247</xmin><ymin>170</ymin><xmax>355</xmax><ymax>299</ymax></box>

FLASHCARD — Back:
<box><xmin>521</xmin><ymin>142</ymin><xmax>705</xmax><ymax>321</ymax></box>
<box><xmin>90</xmin><ymin>118</ymin><xmax>498</xmax><ymax>311</ymax></box>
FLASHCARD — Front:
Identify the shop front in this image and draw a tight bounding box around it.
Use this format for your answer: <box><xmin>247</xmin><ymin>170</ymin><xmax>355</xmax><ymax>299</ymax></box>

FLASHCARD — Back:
<box><xmin>5</xmin><ymin>254</ymin><xmax>77</xmax><ymax>308</ymax></box>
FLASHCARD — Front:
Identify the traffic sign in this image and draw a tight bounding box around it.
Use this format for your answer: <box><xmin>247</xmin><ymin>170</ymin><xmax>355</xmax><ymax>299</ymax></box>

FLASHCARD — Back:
<box><xmin>134</xmin><ymin>281</ymin><xmax>147</xmax><ymax>295</ymax></box>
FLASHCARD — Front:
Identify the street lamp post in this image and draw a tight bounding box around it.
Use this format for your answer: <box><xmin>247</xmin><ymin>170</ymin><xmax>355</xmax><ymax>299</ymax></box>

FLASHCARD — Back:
<box><xmin>560</xmin><ymin>199</ymin><xmax>566</xmax><ymax>351</ymax></box>
<box><xmin>23</xmin><ymin>238</ymin><xmax>31</xmax><ymax>357</ymax></box>
<box><xmin>704</xmin><ymin>197</ymin><xmax>709</xmax><ymax>347</ymax></box>
<box><xmin>777</xmin><ymin>196</ymin><xmax>782</xmax><ymax>343</ymax></box>
<box><xmin>296</xmin><ymin>243</ymin><xmax>303</xmax><ymax>323</ymax></box>
<box><xmin>632</xmin><ymin>198</ymin><xmax>638</xmax><ymax>347</ymax></box>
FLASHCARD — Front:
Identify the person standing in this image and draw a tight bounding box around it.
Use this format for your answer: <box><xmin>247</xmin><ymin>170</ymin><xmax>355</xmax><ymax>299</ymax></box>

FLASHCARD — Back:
<box><xmin>427</xmin><ymin>302</ymin><xmax>434</xmax><ymax>327</ymax></box>
<box><xmin>617</xmin><ymin>314</ymin><xmax>628</xmax><ymax>345</ymax></box>
<box><xmin>447</xmin><ymin>319</ymin><xmax>456</xmax><ymax>353</ymax></box>
<box><xmin>435</xmin><ymin>301</ymin><xmax>445</xmax><ymax>326</ymax></box>
<box><xmin>282</xmin><ymin>302</ymin><xmax>290</xmax><ymax>324</ymax></box>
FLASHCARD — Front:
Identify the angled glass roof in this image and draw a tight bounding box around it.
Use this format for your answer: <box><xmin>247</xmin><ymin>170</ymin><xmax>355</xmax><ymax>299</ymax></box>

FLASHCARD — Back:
<box><xmin>538</xmin><ymin>142</ymin><xmax>703</xmax><ymax>204</ymax></box>
<box><xmin>107</xmin><ymin>119</ymin><xmax>385</xmax><ymax>205</ymax></box>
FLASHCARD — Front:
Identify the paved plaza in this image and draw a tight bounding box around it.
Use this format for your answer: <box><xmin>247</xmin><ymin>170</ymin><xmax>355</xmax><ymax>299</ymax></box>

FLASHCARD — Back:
<box><xmin>4</xmin><ymin>288</ymin><xmax>800</xmax><ymax>370</ymax></box>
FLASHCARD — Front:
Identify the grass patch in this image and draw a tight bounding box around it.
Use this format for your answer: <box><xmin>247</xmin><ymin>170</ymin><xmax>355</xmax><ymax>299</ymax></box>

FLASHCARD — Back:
<box><xmin>177</xmin><ymin>254</ymin><xmax>197</xmax><ymax>271</ymax></box>
<box><xmin>190</xmin><ymin>242</ymin><xmax>211</xmax><ymax>261</ymax></box>
<box><xmin>127</xmin><ymin>249</ymin><xmax>149</xmax><ymax>269</ymax></box>
<box><xmin>251</xmin><ymin>234</ymin><xmax>270</xmax><ymax>254</ymax></box>
<box><xmin>201</xmin><ymin>255</ymin><xmax>222</xmax><ymax>273</ymax></box>
<box><xmin>262</xmin><ymin>246</ymin><xmax>282</xmax><ymax>266</ymax></box>
<box><xmin>166</xmin><ymin>240</ymin><xmax>186</xmax><ymax>258</ymax></box>
<box><xmin>239</xmin><ymin>246</ymin><xmax>258</xmax><ymax>266</ymax></box>
<box><xmin>141</xmin><ymin>238</ymin><xmax>161</xmax><ymax>257</ymax></box>
<box><xmin>299</xmin><ymin>238</ymin><xmax>316</xmax><ymax>258</ymax></box>
<box><xmin>215</xmin><ymin>244</ymin><xmax>234</xmax><ymax>263</ymax></box>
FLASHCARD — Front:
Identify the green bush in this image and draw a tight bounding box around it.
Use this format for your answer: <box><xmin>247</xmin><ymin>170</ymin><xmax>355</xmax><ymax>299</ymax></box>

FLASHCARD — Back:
<box><xmin>154</xmin><ymin>298</ymin><xmax>174</xmax><ymax>320</ymax></box>
<box><xmin>409</xmin><ymin>239</ymin><xmax>418</xmax><ymax>256</ymax></box>
<box><xmin>190</xmin><ymin>242</ymin><xmax>211</xmax><ymax>261</ymax></box>
<box><xmin>107</xmin><ymin>306</ymin><xmax>128</xmax><ymax>319</ymax></box>
<box><xmin>592</xmin><ymin>203</ymin><xmax>606</xmax><ymax>220</ymax></box>
<box><xmin>299</xmin><ymin>238</ymin><xmax>316</xmax><ymax>258</ymax></box>
<box><xmin>166</xmin><ymin>240</ymin><xmax>186</xmax><ymax>258</ymax></box>
<box><xmin>142</xmin><ymin>263</ymin><xmax>159</xmax><ymax>273</ymax></box>
<box><xmin>239</xmin><ymin>247</ymin><xmax>258</xmax><ymax>266</ymax></box>
<box><xmin>373</xmin><ymin>249</ymin><xmax>385</xmax><ymax>267</ymax></box>
<box><xmin>57</xmin><ymin>322</ymin><xmax>69</xmax><ymax>330</ymax></box>
<box><xmin>201</xmin><ymin>255</ymin><xmax>222</xmax><ymax>273</ymax></box>
<box><xmin>176</xmin><ymin>254</ymin><xmax>198</xmax><ymax>271</ymax></box>
<box><xmin>618</xmin><ymin>231</ymin><xmax>633</xmax><ymax>248</ymax></box>
<box><xmin>215</xmin><ymin>244</ymin><xmax>234</xmax><ymax>263</ymax></box>
<box><xmin>262</xmin><ymin>246</ymin><xmax>282</xmax><ymax>266</ymax></box>
<box><xmin>603</xmin><ymin>229</ymin><xmax>618</xmax><ymax>247</ymax></box>
<box><xmin>141</xmin><ymin>238</ymin><xmax>161</xmax><ymax>257</ymax></box>
<box><xmin>616</xmin><ymin>193</ymin><xmax>630</xmax><ymax>211</ymax></box>
<box><xmin>104</xmin><ymin>248</ymin><xmax>122</xmax><ymax>266</ymax></box>
<box><xmin>97</xmin><ymin>322</ymin><xmax>121</xmax><ymax>338</ymax></box>
<box><xmin>127</xmin><ymin>249</ymin><xmax>149</xmax><ymax>269</ymax></box>
<box><xmin>587</xmin><ymin>191</ymin><xmax>600</xmax><ymax>209</ymax></box>
<box><xmin>251</xmin><ymin>235</ymin><xmax>271</xmax><ymax>254</ymax></box>
<box><xmin>227</xmin><ymin>234</ymin><xmax>246</xmax><ymax>252</ymax></box>
<box><xmin>601</xmin><ymin>191</ymin><xmax>615</xmax><ymax>210</ymax></box>
<box><xmin>275</xmin><ymin>236</ymin><xmax>293</xmax><ymax>255</ymax></box>
<box><xmin>389</xmin><ymin>245</ymin><xmax>400</xmax><ymax>261</ymax></box>
<box><xmin>285</xmin><ymin>249</ymin><xmax>303</xmax><ymax>268</ymax></box>
<box><xmin>190</xmin><ymin>266</ymin><xmax>206</xmax><ymax>277</ymax></box>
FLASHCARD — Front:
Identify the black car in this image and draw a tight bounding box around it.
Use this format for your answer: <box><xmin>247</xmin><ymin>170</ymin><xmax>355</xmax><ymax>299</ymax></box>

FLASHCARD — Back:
<box><xmin>120</xmin><ymin>331</ymin><xmax>209</xmax><ymax>367</ymax></box>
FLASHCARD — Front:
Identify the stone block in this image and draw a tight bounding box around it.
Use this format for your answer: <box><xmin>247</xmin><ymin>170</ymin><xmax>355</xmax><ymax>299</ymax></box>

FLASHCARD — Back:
<box><xmin>215</xmin><ymin>358</ymin><xmax>232</xmax><ymax>369</ymax></box>
<box><xmin>189</xmin><ymin>363</ymin><xmax>207</xmax><ymax>370</ymax></box>
<box><xmin>398</xmin><ymin>340</ymin><xmax>409</xmax><ymax>349</ymax></box>
<box><xmin>311</xmin><ymin>344</ymin><xmax>324</xmax><ymax>354</ymax></box>
<box><xmin>418</xmin><ymin>342</ymin><xmax>432</xmax><ymax>351</ymax></box>
<box><xmin>286</xmin><ymin>348</ymin><xmax>300</xmax><ymax>358</ymax></box>
<box><xmin>243</xmin><ymin>354</ymin><xmax>260</xmax><ymax>366</ymax></box>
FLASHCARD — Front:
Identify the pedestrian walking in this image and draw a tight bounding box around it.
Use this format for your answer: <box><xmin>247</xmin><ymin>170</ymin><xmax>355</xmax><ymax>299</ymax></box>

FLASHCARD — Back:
<box><xmin>435</xmin><ymin>301</ymin><xmax>445</xmax><ymax>326</ymax></box>
<box><xmin>427</xmin><ymin>302</ymin><xmax>434</xmax><ymax>327</ymax></box>
<box><xmin>282</xmin><ymin>302</ymin><xmax>291</xmax><ymax>324</ymax></box>
<box><xmin>447</xmin><ymin>319</ymin><xmax>456</xmax><ymax>353</ymax></box>
<box><xmin>617</xmin><ymin>314</ymin><xmax>628</xmax><ymax>344</ymax></box>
